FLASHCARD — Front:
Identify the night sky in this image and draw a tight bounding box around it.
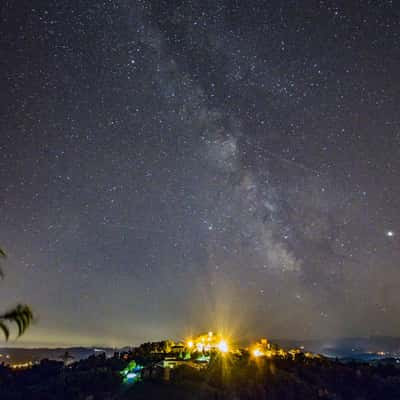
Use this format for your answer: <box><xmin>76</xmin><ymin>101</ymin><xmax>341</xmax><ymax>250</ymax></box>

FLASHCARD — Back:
<box><xmin>1</xmin><ymin>1</ymin><xmax>399</xmax><ymax>347</ymax></box>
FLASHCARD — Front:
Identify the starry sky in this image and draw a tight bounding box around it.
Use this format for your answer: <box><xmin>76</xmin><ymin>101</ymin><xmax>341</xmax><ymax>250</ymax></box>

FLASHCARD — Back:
<box><xmin>1</xmin><ymin>0</ymin><xmax>399</xmax><ymax>347</ymax></box>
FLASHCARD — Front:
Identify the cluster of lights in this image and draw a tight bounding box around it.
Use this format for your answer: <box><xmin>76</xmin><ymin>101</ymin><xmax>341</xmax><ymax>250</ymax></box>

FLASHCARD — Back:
<box><xmin>10</xmin><ymin>362</ymin><xmax>33</xmax><ymax>369</ymax></box>
<box><xmin>186</xmin><ymin>331</ymin><xmax>230</xmax><ymax>354</ymax></box>
<box><xmin>186</xmin><ymin>334</ymin><xmax>302</xmax><ymax>359</ymax></box>
<box><xmin>250</xmin><ymin>341</ymin><xmax>320</xmax><ymax>360</ymax></box>
<box><xmin>250</xmin><ymin>338</ymin><xmax>292</xmax><ymax>359</ymax></box>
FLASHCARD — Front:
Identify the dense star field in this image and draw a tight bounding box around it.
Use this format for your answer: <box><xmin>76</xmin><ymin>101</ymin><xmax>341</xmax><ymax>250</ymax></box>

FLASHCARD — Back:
<box><xmin>0</xmin><ymin>1</ymin><xmax>399</xmax><ymax>347</ymax></box>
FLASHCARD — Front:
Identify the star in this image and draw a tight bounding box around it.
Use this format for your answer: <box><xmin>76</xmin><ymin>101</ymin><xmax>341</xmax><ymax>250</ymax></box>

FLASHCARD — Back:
<box><xmin>1</xmin><ymin>0</ymin><xmax>399</xmax><ymax>347</ymax></box>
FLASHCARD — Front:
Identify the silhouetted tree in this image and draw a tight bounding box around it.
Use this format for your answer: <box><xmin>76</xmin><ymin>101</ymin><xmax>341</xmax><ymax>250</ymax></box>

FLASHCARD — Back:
<box><xmin>0</xmin><ymin>247</ymin><xmax>34</xmax><ymax>340</ymax></box>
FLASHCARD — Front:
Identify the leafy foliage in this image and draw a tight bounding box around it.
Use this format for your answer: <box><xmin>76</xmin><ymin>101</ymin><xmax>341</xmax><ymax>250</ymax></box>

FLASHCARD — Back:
<box><xmin>0</xmin><ymin>247</ymin><xmax>34</xmax><ymax>340</ymax></box>
<box><xmin>0</xmin><ymin>304</ymin><xmax>34</xmax><ymax>340</ymax></box>
<box><xmin>0</xmin><ymin>247</ymin><xmax>5</xmax><ymax>279</ymax></box>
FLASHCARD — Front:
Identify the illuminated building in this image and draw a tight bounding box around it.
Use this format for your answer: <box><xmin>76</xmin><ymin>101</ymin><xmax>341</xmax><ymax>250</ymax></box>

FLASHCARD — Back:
<box><xmin>250</xmin><ymin>338</ymin><xmax>294</xmax><ymax>359</ymax></box>
<box><xmin>185</xmin><ymin>331</ymin><xmax>230</xmax><ymax>354</ymax></box>
<box><xmin>171</xmin><ymin>343</ymin><xmax>185</xmax><ymax>354</ymax></box>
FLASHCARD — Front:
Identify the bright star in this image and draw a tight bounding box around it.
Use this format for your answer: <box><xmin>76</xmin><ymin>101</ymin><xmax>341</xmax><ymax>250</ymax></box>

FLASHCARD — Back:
<box><xmin>386</xmin><ymin>230</ymin><xmax>394</xmax><ymax>237</ymax></box>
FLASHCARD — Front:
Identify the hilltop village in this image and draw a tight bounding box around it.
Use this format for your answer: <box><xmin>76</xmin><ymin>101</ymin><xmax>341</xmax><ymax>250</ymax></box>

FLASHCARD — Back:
<box><xmin>1</xmin><ymin>332</ymin><xmax>400</xmax><ymax>399</ymax></box>
<box><xmin>118</xmin><ymin>331</ymin><xmax>321</xmax><ymax>383</ymax></box>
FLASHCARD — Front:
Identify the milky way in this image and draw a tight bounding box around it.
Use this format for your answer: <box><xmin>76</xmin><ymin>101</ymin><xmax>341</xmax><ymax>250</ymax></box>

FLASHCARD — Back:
<box><xmin>1</xmin><ymin>1</ymin><xmax>399</xmax><ymax>346</ymax></box>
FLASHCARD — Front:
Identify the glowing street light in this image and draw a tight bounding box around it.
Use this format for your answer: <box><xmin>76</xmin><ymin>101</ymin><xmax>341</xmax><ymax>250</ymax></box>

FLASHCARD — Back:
<box><xmin>217</xmin><ymin>340</ymin><xmax>228</xmax><ymax>353</ymax></box>
<box><xmin>252</xmin><ymin>348</ymin><xmax>263</xmax><ymax>357</ymax></box>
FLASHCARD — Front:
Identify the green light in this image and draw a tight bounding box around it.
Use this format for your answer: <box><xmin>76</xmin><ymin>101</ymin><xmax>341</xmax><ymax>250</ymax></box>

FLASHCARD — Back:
<box><xmin>121</xmin><ymin>360</ymin><xmax>143</xmax><ymax>384</ymax></box>
<box><xmin>196</xmin><ymin>354</ymin><xmax>210</xmax><ymax>362</ymax></box>
<box><xmin>121</xmin><ymin>360</ymin><xmax>137</xmax><ymax>376</ymax></box>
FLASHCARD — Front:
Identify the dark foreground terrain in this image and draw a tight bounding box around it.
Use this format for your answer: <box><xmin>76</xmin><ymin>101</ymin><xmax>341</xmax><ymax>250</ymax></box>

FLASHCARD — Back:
<box><xmin>1</xmin><ymin>351</ymin><xmax>399</xmax><ymax>399</ymax></box>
